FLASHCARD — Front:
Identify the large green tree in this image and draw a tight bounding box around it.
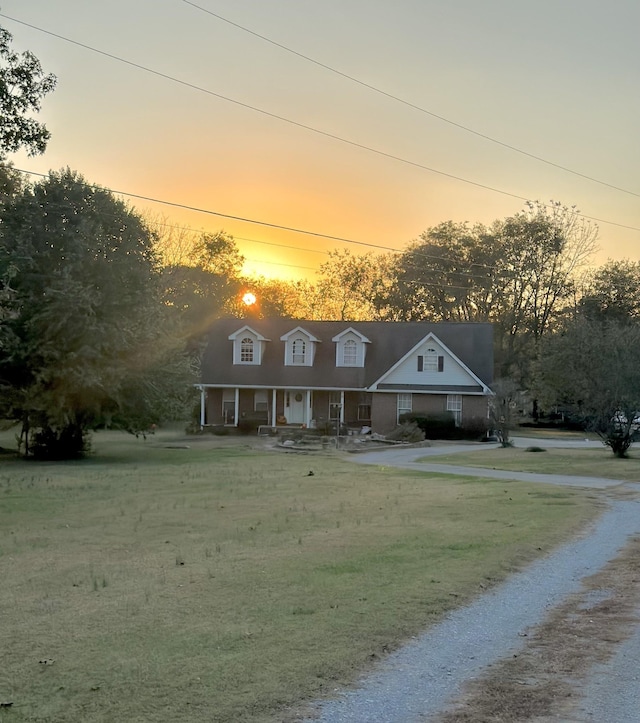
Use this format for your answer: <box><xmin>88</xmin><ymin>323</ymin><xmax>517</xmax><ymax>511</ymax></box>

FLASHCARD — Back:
<box><xmin>536</xmin><ymin>317</ymin><xmax>640</xmax><ymax>457</ymax></box>
<box><xmin>0</xmin><ymin>169</ymin><xmax>192</xmax><ymax>458</ymax></box>
<box><xmin>0</xmin><ymin>24</ymin><xmax>56</xmax><ymax>160</ymax></box>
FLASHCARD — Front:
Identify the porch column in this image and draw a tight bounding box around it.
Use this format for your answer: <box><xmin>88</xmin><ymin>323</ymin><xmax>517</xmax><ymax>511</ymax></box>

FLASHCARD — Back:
<box><xmin>234</xmin><ymin>388</ymin><xmax>239</xmax><ymax>426</ymax></box>
<box><xmin>271</xmin><ymin>389</ymin><xmax>277</xmax><ymax>426</ymax></box>
<box><xmin>340</xmin><ymin>390</ymin><xmax>345</xmax><ymax>423</ymax></box>
<box><xmin>199</xmin><ymin>386</ymin><xmax>206</xmax><ymax>427</ymax></box>
<box><xmin>305</xmin><ymin>390</ymin><xmax>312</xmax><ymax>427</ymax></box>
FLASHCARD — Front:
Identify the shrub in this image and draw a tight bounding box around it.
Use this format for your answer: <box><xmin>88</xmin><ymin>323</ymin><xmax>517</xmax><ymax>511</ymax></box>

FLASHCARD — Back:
<box><xmin>399</xmin><ymin>413</ymin><xmax>489</xmax><ymax>441</ymax></box>
<box><xmin>30</xmin><ymin>423</ymin><xmax>91</xmax><ymax>460</ymax></box>
<box><xmin>399</xmin><ymin>412</ymin><xmax>458</xmax><ymax>439</ymax></box>
<box><xmin>386</xmin><ymin>421</ymin><xmax>425</xmax><ymax>443</ymax></box>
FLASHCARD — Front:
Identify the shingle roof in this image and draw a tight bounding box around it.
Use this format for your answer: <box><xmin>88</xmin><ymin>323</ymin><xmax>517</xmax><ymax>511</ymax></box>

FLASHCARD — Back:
<box><xmin>201</xmin><ymin>318</ymin><xmax>493</xmax><ymax>390</ymax></box>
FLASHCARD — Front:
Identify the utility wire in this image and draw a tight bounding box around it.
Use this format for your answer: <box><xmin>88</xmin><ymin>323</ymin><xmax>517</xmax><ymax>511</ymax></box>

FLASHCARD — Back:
<box><xmin>0</xmin><ymin>13</ymin><xmax>529</xmax><ymax>205</ymax></box>
<box><xmin>182</xmin><ymin>0</ymin><xmax>640</xmax><ymax>200</ymax></box>
<box><xmin>0</xmin><ymin>13</ymin><xmax>640</xmax><ymax>238</ymax></box>
<box><xmin>11</xmin><ymin>167</ymin><xmax>639</xmax><ymax>286</ymax></box>
<box><xmin>2</xmin><ymin>14</ymin><xmax>638</xmax><ymax>236</ymax></box>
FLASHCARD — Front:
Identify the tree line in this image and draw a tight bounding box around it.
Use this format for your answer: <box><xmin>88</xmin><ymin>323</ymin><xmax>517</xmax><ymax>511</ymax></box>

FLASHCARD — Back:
<box><xmin>2</xmin><ymin>23</ymin><xmax>639</xmax><ymax>458</ymax></box>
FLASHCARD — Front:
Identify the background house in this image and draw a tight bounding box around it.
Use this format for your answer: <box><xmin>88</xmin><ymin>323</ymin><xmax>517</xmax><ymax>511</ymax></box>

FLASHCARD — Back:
<box><xmin>199</xmin><ymin>319</ymin><xmax>493</xmax><ymax>434</ymax></box>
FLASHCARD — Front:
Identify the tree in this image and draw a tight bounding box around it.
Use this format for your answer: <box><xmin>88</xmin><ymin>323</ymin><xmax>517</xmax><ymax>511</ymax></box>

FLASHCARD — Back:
<box><xmin>0</xmin><ymin>24</ymin><xmax>56</xmax><ymax>159</ymax></box>
<box><xmin>488</xmin><ymin>378</ymin><xmax>520</xmax><ymax>447</ymax></box>
<box><xmin>578</xmin><ymin>260</ymin><xmax>640</xmax><ymax>324</ymax></box>
<box><xmin>156</xmin><ymin>225</ymin><xmax>247</xmax><ymax>345</ymax></box>
<box><xmin>376</xmin><ymin>221</ymin><xmax>502</xmax><ymax>323</ymax></box>
<box><xmin>496</xmin><ymin>202</ymin><xmax>598</xmax><ymax>406</ymax></box>
<box><xmin>313</xmin><ymin>249</ymin><xmax>385</xmax><ymax>321</ymax></box>
<box><xmin>536</xmin><ymin>317</ymin><xmax>640</xmax><ymax>457</ymax></box>
<box><xmin>0</xmin><ymin>169</ymin><xmax>192</xmax><ymax>458</ymax></box>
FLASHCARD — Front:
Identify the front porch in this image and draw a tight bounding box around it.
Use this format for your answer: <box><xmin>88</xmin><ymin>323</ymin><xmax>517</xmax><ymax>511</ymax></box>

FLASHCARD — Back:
<box><xmin>198</xmin><ymin>386</ymin><xmax>373</xmax><ymax>433</ymax></box>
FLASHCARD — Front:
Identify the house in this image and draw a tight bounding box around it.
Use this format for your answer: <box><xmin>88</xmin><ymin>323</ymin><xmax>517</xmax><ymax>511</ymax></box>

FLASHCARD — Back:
<box><xmin>198</xmin><ymin>318</ymin><xmax>493</xmax><ymax>435</ymax></box>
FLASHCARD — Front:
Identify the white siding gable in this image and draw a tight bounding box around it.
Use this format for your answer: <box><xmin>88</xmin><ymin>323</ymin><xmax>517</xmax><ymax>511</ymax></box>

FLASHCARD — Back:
<box><xmin>371</xmin><ymin>333</ymin><xmax>489</xmax><ymax>391</ymax></box>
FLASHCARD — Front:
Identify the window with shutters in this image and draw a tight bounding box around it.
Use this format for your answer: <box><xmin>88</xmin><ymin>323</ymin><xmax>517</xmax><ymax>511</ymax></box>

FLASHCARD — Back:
<box><xmin>418</xmin><ymin>348</ymin><xmax>444</xmax><ymax>372</ymax></box>
<box><xmin>424</xmin><ymin>348</ymin><xmax>438</xmax><ymax>371</ymax></box>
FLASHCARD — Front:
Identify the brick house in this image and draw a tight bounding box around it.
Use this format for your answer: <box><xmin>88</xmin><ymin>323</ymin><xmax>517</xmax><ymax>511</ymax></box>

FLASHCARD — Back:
<box><xmin>198</xmin><ymin>318</ymin><xmax>493</xmax><ymax>435</ymax></box>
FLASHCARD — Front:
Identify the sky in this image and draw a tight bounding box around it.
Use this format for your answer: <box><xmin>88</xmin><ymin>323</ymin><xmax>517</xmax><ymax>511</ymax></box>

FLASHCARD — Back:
<box><xmin>1</xmin><ymin>0</ymin><xmax>638</xmax><ymax>281</ymax></box>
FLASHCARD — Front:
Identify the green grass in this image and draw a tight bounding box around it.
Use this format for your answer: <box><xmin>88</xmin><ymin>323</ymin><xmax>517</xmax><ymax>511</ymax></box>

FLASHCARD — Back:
<box><xmin>424</xmin><ymin>445</ymin><xmax>640</xmax><ymax>481</ymax></box>
<box><xmin>0</xmin><ymin>430</ymin><xmax>600</xmax><ymax>722</ymax></box>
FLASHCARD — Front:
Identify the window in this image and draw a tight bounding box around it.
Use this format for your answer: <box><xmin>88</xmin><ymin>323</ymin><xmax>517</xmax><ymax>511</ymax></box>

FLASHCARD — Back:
<box><xmin>222</xmin><ymin>389</ymin><xmax>236</xmax><ymax>425</ymax></box>
<box><xmin>357</xmin><ymin>404</ymin><xmax>371</xmax><ymax>421</ymax></box>
<box><xmin>343</xmin><ymin>339</ymin><xmax>357</xmax><ymax>365</ymax></box>
<box><xmin>240</xmin><ymin>337</ymin><xmax>254</xmax><ymax>362</ymax></box>
<box><xmin>329</xmin><ymin>391</ymin><xmax>342</xmax><ymax>421</ymax></box>
<box><xmin>292</xmin><ymin>338</ymin><xmax>306</xmax><ymax>364</ymax></box>
<box><xmin>358</xmin><ymin>392</ymin><xmax>372</xmax><ymax>421</ymax></box>
<box><xmin>424</xmin><ymin>348</ymin><xmax>438</xmax><ymax>371</ymax></box>
<box><xmin>397</xmin><ymin>393</ymin><xmax>412</xmax><ymax>422</ymax></box>
<box><xmin>447</xmin><ymin>394</ymin><xmax>462</xmax><ymax>426</ymax></box>
<box><xmin>254</xmin><ymin>390</ymin><xmax>268</xmax><ymax>413</ymax></box>
<box><xmin>418</xmin><ymin>348</ymin><xmax>444</xmax><ymax>372</ymax></box>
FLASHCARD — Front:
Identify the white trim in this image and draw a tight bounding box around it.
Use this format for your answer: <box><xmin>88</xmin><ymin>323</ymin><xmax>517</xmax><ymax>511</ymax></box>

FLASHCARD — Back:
<box><xmin>279</xmin><ymin>326</ymin><xmax>321</xmax><ymax>342</ymax></box>
<box><xmin>271</xmin><ymin>389</ymin><xmax>277</xmax><ymax>426</ymax></box>
<box><xmin>228</xmin><ymin>325</ymin><xmax>270</xmax><ymax>342</ymax></box>
<box><xmin>331</xmin><ymin>327</ymin><xmax>371</xmax><ymax>343</ymax></box>
<box><xmin>196</xmin><ymin>384</ymin><xmax>488</xmax><ymax>395</ymax></box>
<box><xmin>199</xmin><ymin>386</ymin><xmax>206</xmax><ymax>426</ymax></box>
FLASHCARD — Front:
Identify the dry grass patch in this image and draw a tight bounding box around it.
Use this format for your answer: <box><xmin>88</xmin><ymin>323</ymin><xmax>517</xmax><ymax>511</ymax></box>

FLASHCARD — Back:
<box><xmin>423</xmin><ymin>446</ymin><xmax>640</xmax><ymax>481</ymax></box>
<box><xmin>437</xmin><ymin>535</ymin><xmax>640</xmax><ymax>722</ymax></box>
<box><xmin>0</xmin><ymin>431</ymin><xmax>599</xmax><ymax>723</ymax></box>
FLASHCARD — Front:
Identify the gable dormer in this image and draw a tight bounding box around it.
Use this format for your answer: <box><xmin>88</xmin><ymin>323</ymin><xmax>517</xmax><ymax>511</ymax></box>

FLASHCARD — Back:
<box><xmin>228</xmin><ymin>325</ymin><xmax>269</xmax><ymax>365</ymax></box>
<box><xmin>280</xmin><ymin>326</ymin><xmax>320</xmax><ymax>366</ymax></box>
<box><xmin>370</xmin><ymin>332</ymin><xmax>491</xmax><ymax>392</ymax></box>
<box><xmin>332</xmin><ymin>327</ymin><xmax>371</xmax><ymax>367</ymax></box>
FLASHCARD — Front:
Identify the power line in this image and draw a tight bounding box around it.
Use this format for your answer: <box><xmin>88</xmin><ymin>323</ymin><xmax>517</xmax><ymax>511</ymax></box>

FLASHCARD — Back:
<box><xmin>0</xmin><ymin>12</ymin><xmax>528</xmax><ymax>205</ymax></box>
<box><xmin>11</xmin><ymin>167</ymin><xmax>640</xmax><ymax>285</ymax></box>
<box><xmin>10</xmin><ymin>167</ymin><xmax>405</xmax><ymax>251</ymax></box>
<box><xmin>2</xmin><ymin>14</ymin><xmax>638</xmax><ymax>236</ymax></box>
<box><xmin>182</xmin><ymin>0</ymin><xmax>640</xmax><ymax>200</ymax></box>
<box><xmin>5</xmin><ymin>167</ymin><xmax>613</xmax><ymax>290</ymax></box>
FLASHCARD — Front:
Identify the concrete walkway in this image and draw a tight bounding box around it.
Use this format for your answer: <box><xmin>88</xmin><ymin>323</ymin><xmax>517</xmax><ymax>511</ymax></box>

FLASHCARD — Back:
<box><xmin>346</xmin><ymin>436</ymin><xmax>629</xmax><ymax>489</ymax></box>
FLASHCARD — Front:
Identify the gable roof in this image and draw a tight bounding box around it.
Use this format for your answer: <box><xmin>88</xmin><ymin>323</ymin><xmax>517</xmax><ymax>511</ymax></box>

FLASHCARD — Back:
<box><xmin>371</xmin><ymin>331</ymin><xmax>491</xmax><ymax>392</ymax></box>
<box><xmin>201</xmin><ymin>318</ymin><xmax>493</xmax><ymax>391</ymax></box>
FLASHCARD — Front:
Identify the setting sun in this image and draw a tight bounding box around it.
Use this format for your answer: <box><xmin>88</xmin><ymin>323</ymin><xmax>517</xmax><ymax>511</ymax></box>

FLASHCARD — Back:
<box><xmin>242</xmin><ymin>292</ymin><xmax>257</xmax><ymax>306</ymax></box>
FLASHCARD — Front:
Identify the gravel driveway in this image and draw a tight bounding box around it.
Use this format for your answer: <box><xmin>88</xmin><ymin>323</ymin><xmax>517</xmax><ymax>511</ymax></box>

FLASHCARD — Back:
<box><xmin>305</xmin><ymin>438</ymin><xmax>640</xmax><ymax>722</ymax></box>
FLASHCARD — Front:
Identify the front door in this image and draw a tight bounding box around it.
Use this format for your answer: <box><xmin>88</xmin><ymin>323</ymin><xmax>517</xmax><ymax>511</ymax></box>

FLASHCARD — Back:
<box><xmin>285</xmin><ymin>390</ymin><xmax>306</xmax><ymax>424</ymax></box>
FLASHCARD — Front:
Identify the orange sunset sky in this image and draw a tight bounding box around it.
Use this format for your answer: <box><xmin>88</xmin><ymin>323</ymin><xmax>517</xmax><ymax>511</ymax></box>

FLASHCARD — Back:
<box><xmin>1</xmin><ymin>0</ymin><xmax>638</xmax><ymax>281</ymax></box>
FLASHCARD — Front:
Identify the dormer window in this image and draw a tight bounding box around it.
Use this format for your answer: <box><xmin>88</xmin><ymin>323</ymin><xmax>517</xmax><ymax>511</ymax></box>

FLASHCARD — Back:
<box><xmin>332</xmin><ymin>327</ymin><xmax>370</xmax><ymax>368</ymax></box>
<box><xmin>343</xmin><ymin>339</ymin><xmax>357</xmax><ymax>365</ymax></box>
<box><xmin>281</xmin><ymin>326</ymin><xmax>319</xmax><ymax>366</ymax></box>
<box><xmin>240</xmin><ymin>337</ymin><xmax>254</xmax><ymax>362</ymax></box>
<box><xmin>292</xmin><ymin>338</ymin><xmax>306</xmax><ymax>364</ymax></box>
<box><xmin>228</xmin><ymin>325</ymin><xmax>269</xmax><ymax>365</ymax></box>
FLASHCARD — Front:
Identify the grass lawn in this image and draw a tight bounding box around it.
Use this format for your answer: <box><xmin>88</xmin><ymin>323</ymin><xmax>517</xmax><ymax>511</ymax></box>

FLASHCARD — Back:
<box><xmin>0</xmin><ymin>429</ymin><xmax>600</xmax><ymax>723</ymax></box>
<box><xmin>425</xmin><ymin>445</ymin><xmax>640</xmax><ymax>481</ymax></box>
